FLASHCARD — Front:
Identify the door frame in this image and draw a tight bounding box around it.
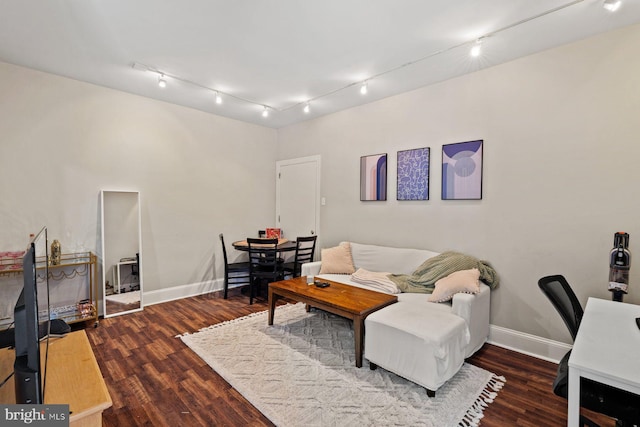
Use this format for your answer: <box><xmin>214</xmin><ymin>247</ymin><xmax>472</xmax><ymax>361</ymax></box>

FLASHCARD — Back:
<box><xmin>275</xmin><ymin>155</ymin><xmax>321</xmax><ymax>246</ymax></box>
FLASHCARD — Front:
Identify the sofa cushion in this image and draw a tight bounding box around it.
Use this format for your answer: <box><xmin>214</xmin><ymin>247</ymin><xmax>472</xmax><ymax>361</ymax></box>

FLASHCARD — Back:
<box><xmin>319</xmin><ymin>242</ymin><xmax>356</xmax><ymax>274</ymax></box>
<box><xmin>349</xmin><ymin>242</ymin><xmax>439</xmax><ymax>275</ymax></box>
<box><xmin>428</xmin><ymin>268</ymin><xmax>481</xmax><ymax>303</ymax></box>
<box><xmin>397</xmin><ymin>293</ymin><xmax>453</xmax><ymax>312</ymax></box>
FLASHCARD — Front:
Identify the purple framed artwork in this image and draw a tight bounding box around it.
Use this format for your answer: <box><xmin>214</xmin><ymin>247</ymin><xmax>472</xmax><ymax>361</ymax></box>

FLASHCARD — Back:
<box><xmin>442</xmin><ymin>140</ymin><xmax>483</xmax><ymax>200</ymax></box>
<box><xmin>397</xmin><ymin>147</ymin><xmax>430</xmax><ymax>200</ymax></box>
<box><xmin>360</xmin><ymin>153</ymin><xmax>387</xmax><ymax>201</ymax></box>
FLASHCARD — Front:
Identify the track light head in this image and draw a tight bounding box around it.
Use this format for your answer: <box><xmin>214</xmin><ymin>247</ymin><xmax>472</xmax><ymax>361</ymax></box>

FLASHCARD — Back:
<box><xmin>262</xmin><ymin>106</ymin><xmax>269</xmax><ymax>118</ymax></box>
<box><xmin>603</xmin><ymin>0</ymin><xmax>621</xmax><ymax>11</ymax></box>
<box><xmin>360</xmin><ymin>81</ymin><xmax>368</xmax><ymax>95</ymax></box>
<box><xmin>470</xmin><ymin>39</ymin><xmax>482</xmax><ymax>58</ymax></box>
<box><xmin>303</xmin><ymin>103</ymin><xmax>310</xmax><ymax>114</ymax></box>
<box><xmin>158</xmin><ymin>74</ymin><xmax>167</xmax><ymax>88</ymax></box>
<box><xmin>215</xmin><ymin>91</ymin><xmax>222</xmax><ymax>104</ymax></box>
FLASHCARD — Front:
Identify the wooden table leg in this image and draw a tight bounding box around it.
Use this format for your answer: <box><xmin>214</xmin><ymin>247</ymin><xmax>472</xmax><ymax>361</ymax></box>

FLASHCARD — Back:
<box><xmin>268</xmin><ymin>288</ymin><xmax>279</xmax><ymax>325</ymax></box>
<box><xmin>354</xmin><ymin>316</ymin><xmax>364</xmax><ymax>368</ymax></box>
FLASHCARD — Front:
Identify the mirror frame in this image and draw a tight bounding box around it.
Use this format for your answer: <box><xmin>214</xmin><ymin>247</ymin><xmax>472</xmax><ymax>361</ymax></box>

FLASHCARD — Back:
<box><xmin>100</xmin><ymin>190</ymin><xmax>143</xmax><ymax>318</ymax></box>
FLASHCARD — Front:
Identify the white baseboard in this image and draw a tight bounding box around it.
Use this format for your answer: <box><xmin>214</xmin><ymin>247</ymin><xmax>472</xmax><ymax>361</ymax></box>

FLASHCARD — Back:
<box><xmin>141</xmin><ymin>281</ymin><xmax>571</xmax><ymax>364</ymax></box>
<box><xmin>488</xmin><ymin>324</ymin><xmax>571</xmax><ymax>364</ymax></box>
<box><xmin>143</xmin><ymin>279</ymin><xmax>224</xmax><ymax>306</ymax></box>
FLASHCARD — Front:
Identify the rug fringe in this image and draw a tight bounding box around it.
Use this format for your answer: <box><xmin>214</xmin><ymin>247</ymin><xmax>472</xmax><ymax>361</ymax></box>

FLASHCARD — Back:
<box><xmin>458</xmin><ymin>373</ymin><xmax>506</xmax><ymax>427</ymax></box>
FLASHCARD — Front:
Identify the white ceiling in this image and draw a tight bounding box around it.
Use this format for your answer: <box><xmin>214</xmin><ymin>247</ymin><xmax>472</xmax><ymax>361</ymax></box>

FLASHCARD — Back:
<box><xmin>1</xmin><ymin>0</ymin><xmax>639</xmax><ymax>129</ymax></box>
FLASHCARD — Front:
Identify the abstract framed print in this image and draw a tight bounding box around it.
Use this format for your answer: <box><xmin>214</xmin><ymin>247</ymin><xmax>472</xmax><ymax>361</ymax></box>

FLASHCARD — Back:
<box><xmin>360</xmin><ymin>153</ymin><xmax>387</xmax><ymax>201</ymax></box>
<box><xmin>397</xmin><ymin>147</ymin><xmax>430</xmax><ymax>200</ymax></box>
<box><xmin>442</xmin><ymin>140</ymin><xmax>483</xmax><ymax>200</ymax></box>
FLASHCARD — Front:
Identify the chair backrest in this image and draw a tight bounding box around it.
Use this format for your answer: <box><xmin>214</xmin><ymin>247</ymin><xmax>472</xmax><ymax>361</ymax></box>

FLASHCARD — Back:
<box><xmin>538</xmin><ymin>275</ymin><xmax>584</xmax><ymax>341</ymax></box>
<box><xmin>247</xmin><ymin>238</ymin><xmax>279</xmax><ymax>274</ymax></box>
<box><xmin>219</xmin><ymin>233</ymin><xmax>230</xmax><ymax>268</ymax></box>
<box><xmin>294</xmin><ymin>236</ymin><xmax>317</xmax><ymax>269</ymax></box>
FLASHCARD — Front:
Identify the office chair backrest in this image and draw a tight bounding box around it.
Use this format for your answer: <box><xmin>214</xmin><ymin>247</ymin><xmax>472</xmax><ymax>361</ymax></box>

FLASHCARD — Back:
<box><xmin>538</xmin><ymin>275</ymin><xmax>584</xmax><ymax>341</ymax></box>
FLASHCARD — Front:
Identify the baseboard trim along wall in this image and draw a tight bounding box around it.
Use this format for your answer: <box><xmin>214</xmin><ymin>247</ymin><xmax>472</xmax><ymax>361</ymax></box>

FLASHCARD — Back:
<box><xmin>144</xmin><ymin>279</ymin><xmax>222</xmax><ymax>306</ymax></box>
<box><xmin>143</xmin><ymin>281</ymin><xmax>570</xmax><ymax>364</ymax></box>
<box><xmin>488</xmin><ymin>325</ymin><xmax>571</xmax><ymax>364</ymax></box>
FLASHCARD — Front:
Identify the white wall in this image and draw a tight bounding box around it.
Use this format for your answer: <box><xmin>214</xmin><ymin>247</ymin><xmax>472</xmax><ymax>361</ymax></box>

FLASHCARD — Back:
<box><xmin>2</xmin><ymin>23</ymin><xmax>639</xmax><ymax>347</ymax></box>
<box><xmin>0</xmin><ymin>61</ymin><xmax>277</xmax><ymax>294</ymax></box>
<box><xmin>277</xmin><ymin>23</ymin><xmax>640</xmax><ymax>344</ymax></box>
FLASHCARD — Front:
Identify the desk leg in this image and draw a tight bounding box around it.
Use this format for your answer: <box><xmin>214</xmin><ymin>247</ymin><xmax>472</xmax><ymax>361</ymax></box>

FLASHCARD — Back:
<box><xmin>567</xmin><ymin>366</ymin><xmax>580</xmax><ymax>427</ymax></box>
<box><xmin>268</xmin><ymin>288</ymin><xmax>279</xmax><ymax>325</ymax></box>
<box><xmin>354</xmin><ymin>316</ymin><xmax>364</xmax><ymax>368</ymax></box>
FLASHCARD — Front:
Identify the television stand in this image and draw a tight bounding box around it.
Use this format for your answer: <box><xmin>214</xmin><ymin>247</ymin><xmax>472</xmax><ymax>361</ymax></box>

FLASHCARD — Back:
<box><xmin>0</xmin><ymin>330</ymin><xmax>112</xmax><ymax>426</ymax></box>
<box><xmin>0</xmin><ymin>328</ymin><xmax>14</xmax><ymax>349</ymax></box>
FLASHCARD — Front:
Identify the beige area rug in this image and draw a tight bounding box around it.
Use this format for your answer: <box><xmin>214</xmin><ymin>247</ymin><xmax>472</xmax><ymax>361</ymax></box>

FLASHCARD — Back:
<box><xmin>105</xmin><ymin>290</ymin><xmax>140</xmax><ymax>305</ymax></box>
<box><xmin>179</xmin><ymin>303</ymin><xmax>505</xmax><ymax>427</ymax></box>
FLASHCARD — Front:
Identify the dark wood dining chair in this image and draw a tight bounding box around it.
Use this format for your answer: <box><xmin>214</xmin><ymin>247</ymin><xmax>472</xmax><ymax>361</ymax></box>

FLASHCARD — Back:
<box><xmin>219</xmin><ymin>233</ymin><xmax>250</xmax><ymax>299</ymax></box>
<box><xmin>282</xmin><ymin>235</ymin><xmax>317</xmax><ymax>278</ymax></box>
<box><xmin>247</xmin><ymin>238</ymin><xmax>284</xmax><ymax>304</ymax></box>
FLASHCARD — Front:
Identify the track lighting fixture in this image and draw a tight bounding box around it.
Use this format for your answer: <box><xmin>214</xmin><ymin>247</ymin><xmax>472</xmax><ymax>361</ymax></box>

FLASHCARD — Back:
<box><xmin>603</xmin><ymin>0</ymin><xmax>621</xmax><ymax>12</ymax></box>
<box><xmin>470</xmin><ymin>40</ymin><xmax>482</xmax><ymax>58</ymax></box>
<box><xmin>134</xmin><ymin>0</ymin><xmax>610</xmax><ymax>120</ymax></box>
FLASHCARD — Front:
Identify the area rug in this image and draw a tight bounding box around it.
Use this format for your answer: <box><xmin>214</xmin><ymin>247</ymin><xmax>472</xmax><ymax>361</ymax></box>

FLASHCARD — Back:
<box><xmin>179</xmin><ymin>303</ymin><xmax>505</xmax><ymax>427</ymax></box>
<box><xmin>105</xmin><ymin>290</ymin><xmax>140</xmax><ymax>305</ymax></box>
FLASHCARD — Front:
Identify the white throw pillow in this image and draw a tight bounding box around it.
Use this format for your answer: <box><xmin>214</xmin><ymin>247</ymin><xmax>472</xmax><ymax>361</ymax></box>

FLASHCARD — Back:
<box><xmin>428</xmin><ymin>268</ymin><xmax>481</xmax><ymax>303</ymax></box>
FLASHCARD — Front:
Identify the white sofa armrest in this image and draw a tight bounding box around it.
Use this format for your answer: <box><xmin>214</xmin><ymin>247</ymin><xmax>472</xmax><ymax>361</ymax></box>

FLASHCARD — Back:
<box><xmin>301</xmin><ymin>261</ymin><xmax>322</xmax><ymax>277</ymax></box>
<box><xmin>451</xmin><ymin>283</ymin><xmax>490</xmax><ymax>357</ymax></box>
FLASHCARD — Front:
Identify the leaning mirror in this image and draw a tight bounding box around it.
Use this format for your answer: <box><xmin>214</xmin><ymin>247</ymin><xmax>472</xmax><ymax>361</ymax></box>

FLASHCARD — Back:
<box><xmin>100</xmin><ymin>190</ymin><xmax>143</xmax><ymax>317</ymax></box>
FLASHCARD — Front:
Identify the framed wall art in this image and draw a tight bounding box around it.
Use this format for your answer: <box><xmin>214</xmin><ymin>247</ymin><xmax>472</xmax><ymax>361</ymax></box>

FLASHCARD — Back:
<box><xmin>397</xmin><ymin>147</ymin><xmax>430</xmax><ymax>200</ymax></box>
<box><xmin>360</xmin><ymin>153</ymin><xmax>387</xmax><ymax>201</ymax></box>
<box><xmin>441</xmin><ymin>140</ymin><xmax>483</xmax><ymax>200</ymax></box>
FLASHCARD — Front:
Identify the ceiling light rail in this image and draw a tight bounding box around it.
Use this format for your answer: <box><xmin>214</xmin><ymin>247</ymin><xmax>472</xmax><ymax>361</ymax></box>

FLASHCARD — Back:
<box><xmin>283</xmin><ymin>0</ymin><xmax>591</xmax><ymax>114</ymax></box>
<box><xmin>132</xmin><ymin>62</ymin><xmax>278</xmax><ymax>114</ymax></box>
<box><xmin>132</xmin><ymin>0</ymin><xmax>615</xmax><ymax>119</ymax></box>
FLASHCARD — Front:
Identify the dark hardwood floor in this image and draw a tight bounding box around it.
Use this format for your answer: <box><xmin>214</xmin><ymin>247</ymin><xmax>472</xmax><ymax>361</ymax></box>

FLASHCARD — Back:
<box><xmin>86</xmin><ymin>288</ymin><xmax>615</xmax><ymax>427</ymax></box>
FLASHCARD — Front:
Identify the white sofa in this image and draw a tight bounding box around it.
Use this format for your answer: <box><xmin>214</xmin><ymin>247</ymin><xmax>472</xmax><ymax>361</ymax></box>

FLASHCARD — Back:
<box><xmin>301</xmin><ymin>242</ymin><xmax>491</xmax><ymax>395</ymax></box>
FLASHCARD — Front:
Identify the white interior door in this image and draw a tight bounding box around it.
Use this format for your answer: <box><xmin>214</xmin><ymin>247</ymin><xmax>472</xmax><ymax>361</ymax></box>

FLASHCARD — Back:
<box><xmin>276</xmin><ymin>156</ymin><xmax>321</xmax><ymax>245</ymax></box>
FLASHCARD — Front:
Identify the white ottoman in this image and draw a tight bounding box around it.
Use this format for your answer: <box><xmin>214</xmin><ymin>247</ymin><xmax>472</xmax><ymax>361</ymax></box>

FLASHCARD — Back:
<box><xmin>364</xmin><ymin>301</ymin><xmax>470</xmax><ymax>396</ymax></box>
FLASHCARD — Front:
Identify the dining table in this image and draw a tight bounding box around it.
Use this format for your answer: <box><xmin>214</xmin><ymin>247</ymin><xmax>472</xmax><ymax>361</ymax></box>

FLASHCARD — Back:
<box><xmin>232</xmin><ymin>238</ymin><xmax>297</xmax><ymax>253</ymax></box>
<box><xmin>232</xmin><ymin>238</ymin><xmax>298</xmax><ymax>300</ymax></box>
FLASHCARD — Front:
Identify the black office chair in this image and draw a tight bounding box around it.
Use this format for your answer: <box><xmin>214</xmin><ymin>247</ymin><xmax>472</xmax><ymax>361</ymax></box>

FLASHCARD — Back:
<box><xmin>538</xmin><ymin>275</ymin><xmax>640</xmax><ymax>427</ymax></box>
<box><xmin>247</xmin><ymin>238</ymin><xmax>284</xmax><ymax>305</ymax></box>
<box><xmin>219</xmin><ymin>233</ymin><xmax>250</xmax><ymax>299</ymax></box>
<box><xmin>282</xmin><ymin>235</ymin><xmax>317</xmax><ymax>278</ymax></box>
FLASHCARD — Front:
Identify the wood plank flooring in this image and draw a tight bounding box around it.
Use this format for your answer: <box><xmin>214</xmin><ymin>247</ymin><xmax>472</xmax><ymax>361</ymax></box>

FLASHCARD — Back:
<box><xmin>86</xmin><ymin>288</ymin><xmax>615</xmax><ymax>426</ymax></box>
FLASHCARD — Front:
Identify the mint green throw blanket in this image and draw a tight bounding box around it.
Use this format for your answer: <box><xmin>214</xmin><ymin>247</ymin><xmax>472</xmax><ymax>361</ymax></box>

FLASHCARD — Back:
<box><xmin>388</xmin><ymin>251</ymin><xmax>499</xmax><ymax>294</ymax></box>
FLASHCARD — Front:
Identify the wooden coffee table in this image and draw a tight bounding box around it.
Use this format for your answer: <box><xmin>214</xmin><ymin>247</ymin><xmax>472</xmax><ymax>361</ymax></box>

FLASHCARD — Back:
<box><xmin>268</xmin><ymin>276</ymin><xmax>397</xmax><ymax>368</ymax></box>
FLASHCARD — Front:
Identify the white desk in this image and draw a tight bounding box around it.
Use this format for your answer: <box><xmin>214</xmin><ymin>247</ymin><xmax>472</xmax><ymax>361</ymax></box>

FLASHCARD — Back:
<box><xmin>568</xmin><ymin>297</ymin><xmax>640</xmax><ymax>426</ymax></box>
<box><xmin>113</xmin><ymin>260</ymin><xmax>138</xmax><ymax>293</ymax></box>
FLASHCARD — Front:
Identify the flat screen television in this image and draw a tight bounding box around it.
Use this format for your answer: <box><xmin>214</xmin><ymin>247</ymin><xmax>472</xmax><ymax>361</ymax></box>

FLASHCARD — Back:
<box><xmin>11</xmin><ymin>227</ymin><xmax>50</xmax><ymax>404</ymax></box>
